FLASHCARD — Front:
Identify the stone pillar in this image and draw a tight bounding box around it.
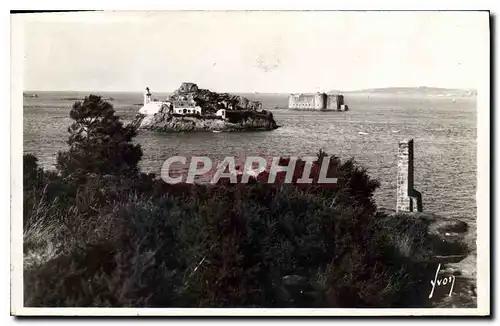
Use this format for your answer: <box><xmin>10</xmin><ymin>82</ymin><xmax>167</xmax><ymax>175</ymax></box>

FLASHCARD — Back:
<box><xmin>396</xmin><ymin>139</ymin><xmax>423</xmax><ymax>212</ymax></box>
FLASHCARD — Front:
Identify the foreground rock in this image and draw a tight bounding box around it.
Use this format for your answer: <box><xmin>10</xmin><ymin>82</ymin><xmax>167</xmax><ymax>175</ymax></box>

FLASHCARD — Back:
<box><xmin>375</xmin><ymin>209</ymin><xmax>470</xmax><ymax>262</ymax></box>
<box><xmin>375</xmin><ymin>209</ymin><xmax>476</xmax><ymax>307</ymax></box>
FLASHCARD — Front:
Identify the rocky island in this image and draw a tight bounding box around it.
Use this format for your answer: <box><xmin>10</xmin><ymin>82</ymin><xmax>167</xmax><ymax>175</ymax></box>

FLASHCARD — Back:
<box><xmin>131</xmin><ymin>82</ymin><xmax>279</xmax><ymax>132</ymax></box>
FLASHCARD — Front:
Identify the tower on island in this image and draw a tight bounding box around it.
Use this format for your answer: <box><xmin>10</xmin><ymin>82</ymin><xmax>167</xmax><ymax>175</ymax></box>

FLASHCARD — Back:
<box><xmin>144</xmin><ymin>87</ymin><xmax>152</xmax><ymax>105</ymax></box>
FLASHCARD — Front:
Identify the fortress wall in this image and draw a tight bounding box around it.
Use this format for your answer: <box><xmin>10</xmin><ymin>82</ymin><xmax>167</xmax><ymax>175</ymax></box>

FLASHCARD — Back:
<box><xmin>289</xmin><ymin>93</ymin><xmax>327</xmax><ymax>110</ymax></box>
<box><xmin>338</xmin><ymin>95</ymin><xmax>345</xmax><ymax>106</ymax></box>
<box><xmin>315</xmin><ymin>93</ymin><xmax>327</xmax><ymax>110</ymax></box>
<box><xmin>289</xmin><ymin>94</ymin><xmax>315</xmax><ymax>109</ymax></box>
<box><xmin>326</xmin><ymin>95</ymin><xmax>338</xmax><ymax>110</ymax></box>
<box><xmin>326</xmin><ymin>94</ymin><xmax>346</xmax><ymax>110</ymax></box>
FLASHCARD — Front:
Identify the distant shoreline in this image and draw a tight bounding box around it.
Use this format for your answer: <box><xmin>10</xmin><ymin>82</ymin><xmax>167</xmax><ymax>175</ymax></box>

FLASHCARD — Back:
<box><xmin>23</xmin><ymin>87</ymin><xmax>477</xmax><ymax>97</ymax></box>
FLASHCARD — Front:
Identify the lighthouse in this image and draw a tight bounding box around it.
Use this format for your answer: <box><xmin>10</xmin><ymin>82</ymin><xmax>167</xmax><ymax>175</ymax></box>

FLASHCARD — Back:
<box><xmin>144</xmin><ymin>87</ymin><xmax>152</xmax><ymax>105</ymax></box>
<box><xmin>139</xmin><ymin>87</ymin><xmax>168</xmax><ymax>115</ymax></box>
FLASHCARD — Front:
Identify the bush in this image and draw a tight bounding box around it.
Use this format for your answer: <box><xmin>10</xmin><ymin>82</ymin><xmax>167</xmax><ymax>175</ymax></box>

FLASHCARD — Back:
<box><xmin>23</xmin><ymin>178</ymin><xmax>441</xmax><ymax>307</ymax></box>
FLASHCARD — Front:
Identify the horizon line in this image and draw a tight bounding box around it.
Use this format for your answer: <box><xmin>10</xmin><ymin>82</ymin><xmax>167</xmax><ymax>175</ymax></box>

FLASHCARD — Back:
<box><xmin>23</xmin><ymin>85</ymin><xmax>478</xmax><ymax>94</ymax></box>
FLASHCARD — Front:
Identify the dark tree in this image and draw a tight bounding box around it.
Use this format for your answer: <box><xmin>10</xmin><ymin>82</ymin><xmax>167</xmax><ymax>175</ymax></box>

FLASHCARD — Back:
<box><xmin>56</xmin><ymin>95</ymin><xmax>142</xmax><ymax>181</ymax></box>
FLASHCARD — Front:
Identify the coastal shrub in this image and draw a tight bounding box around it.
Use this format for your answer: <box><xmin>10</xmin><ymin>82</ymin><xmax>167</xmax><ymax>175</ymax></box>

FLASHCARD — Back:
<box><xmin>24</xmin><ymin>177</ymin><xmax>437</xmax><ymax>307</ymax></box>
<box><xmin>23</xmin><ymin>96</ymin><xmax>442</xmax><ymax>308</ymax></box>
<box><xmin>23</xmin><ymin>155</ymin><xmax>76</xmax><ymax>230</ymax></box>
<box><xmin>251</xmin><ymin>152</ymin><xmax>379</xmax><ymax>214</ymax></box>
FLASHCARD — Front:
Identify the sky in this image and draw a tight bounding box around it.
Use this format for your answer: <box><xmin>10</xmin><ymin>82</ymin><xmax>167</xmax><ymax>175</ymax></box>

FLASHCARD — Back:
<box><xmin>18</xmin><ymin>11</ymin><xmax>489</xmax><ymax>93</ymax></box>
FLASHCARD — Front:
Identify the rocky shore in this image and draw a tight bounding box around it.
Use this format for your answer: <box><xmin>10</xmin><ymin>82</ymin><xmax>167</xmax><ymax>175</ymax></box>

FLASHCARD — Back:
<box><xmin>376</xmin><ymin>209</ymin><xmax>476</xmax><ymax>308</ymax></box>
<box><xmin>131</xmin><ymin>112</ymin><xmax>279</xmax><ymax>132</ymax></box>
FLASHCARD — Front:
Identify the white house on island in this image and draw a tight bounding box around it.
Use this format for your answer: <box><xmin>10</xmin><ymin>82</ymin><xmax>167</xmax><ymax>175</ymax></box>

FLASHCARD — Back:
<box><xmin>171</xmin><ymin>100</ymin><xmax>202</xmax><ymax>115</ymax></box>
<box><xmin>138</xmin><ymin>87</ymin><xmax>204</xmax><ymax>116</ymax></box>
<box><xmin>216</xmin><ymin>109</ymin><xmax>226</xmax><ymax>119</ymax></box>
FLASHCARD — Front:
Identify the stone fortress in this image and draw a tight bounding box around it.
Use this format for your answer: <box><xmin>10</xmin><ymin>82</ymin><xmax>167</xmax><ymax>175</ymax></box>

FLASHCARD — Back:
<box><xmin>288</xmin><ymin>92</ymin><xmax>348</xmax><ymax>111</ymax></box>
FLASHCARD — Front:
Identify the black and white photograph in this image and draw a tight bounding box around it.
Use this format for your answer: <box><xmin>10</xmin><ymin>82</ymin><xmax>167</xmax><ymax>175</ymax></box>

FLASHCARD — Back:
<box><xmin>10</xmin><ymin>10</ymin><xmax>490</xmax><ymax>316</ymax></box>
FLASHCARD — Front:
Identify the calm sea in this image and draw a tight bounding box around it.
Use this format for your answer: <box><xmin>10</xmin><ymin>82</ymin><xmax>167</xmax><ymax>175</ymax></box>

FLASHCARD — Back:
<box><xmin>23</xmin><ymin>91</ymin><xmax>477</xmax><ymax>223</ymax></box>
